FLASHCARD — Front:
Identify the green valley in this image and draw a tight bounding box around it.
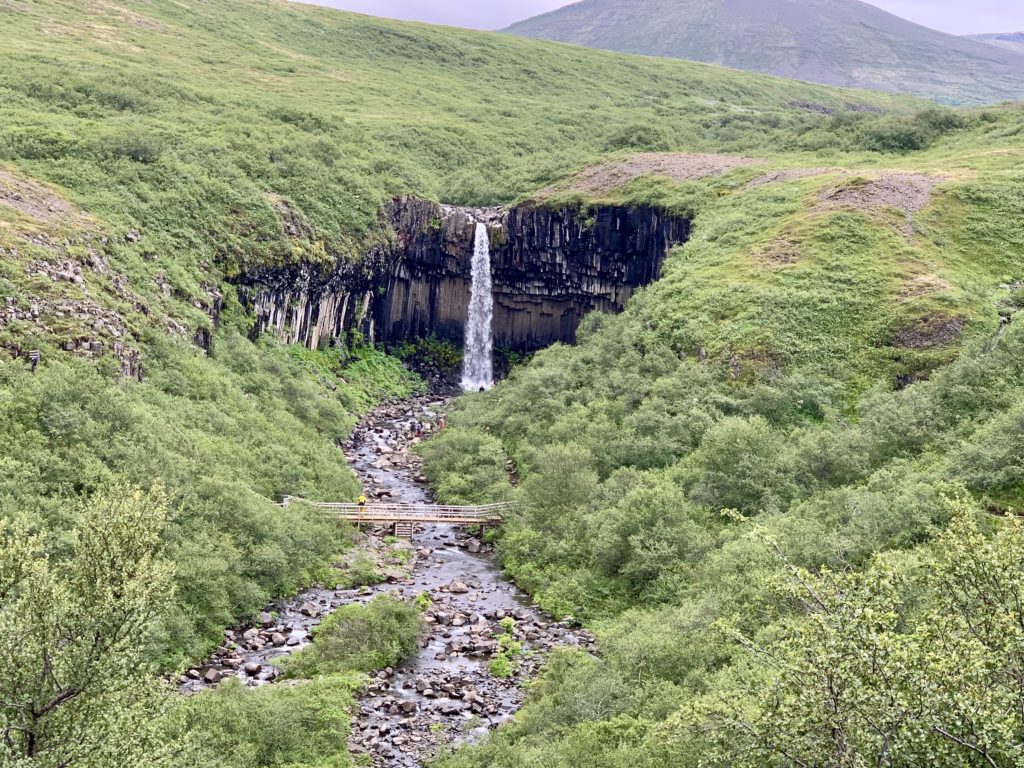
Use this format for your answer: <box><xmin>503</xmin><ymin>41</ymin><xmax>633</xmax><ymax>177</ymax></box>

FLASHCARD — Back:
<box><xmin>1</xmin><ymin>1</ymin><xmax>1023</xmax><ymax>767</ymax></box>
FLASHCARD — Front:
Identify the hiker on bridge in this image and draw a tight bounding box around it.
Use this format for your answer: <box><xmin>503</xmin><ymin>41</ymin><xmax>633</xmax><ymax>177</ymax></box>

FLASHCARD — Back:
<box><xmin>357</xmin><ymin>494</ymin><xmax>367</xmax><ymax>508</ymax></box>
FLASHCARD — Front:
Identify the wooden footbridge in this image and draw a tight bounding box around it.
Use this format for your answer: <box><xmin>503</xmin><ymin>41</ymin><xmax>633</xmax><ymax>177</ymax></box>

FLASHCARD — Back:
<box><xmin>280</xmin><ymin>497</ymin><xmax>515</xmax><ymax>538</ymax></box>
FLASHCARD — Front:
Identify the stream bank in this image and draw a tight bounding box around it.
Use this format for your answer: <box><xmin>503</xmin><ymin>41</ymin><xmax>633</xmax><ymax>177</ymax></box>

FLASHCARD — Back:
<box><xmin>181</xmin><ymin>394</ymin><xmax>594</xmax><ymax>767</ymax></box>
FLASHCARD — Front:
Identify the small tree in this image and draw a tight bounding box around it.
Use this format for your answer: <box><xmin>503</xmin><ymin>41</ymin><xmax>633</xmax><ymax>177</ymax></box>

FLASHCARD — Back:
<box><xmin>0</xmin><ymin>487</ymin><xmax>177</xmax><ymax>768</ymax></box>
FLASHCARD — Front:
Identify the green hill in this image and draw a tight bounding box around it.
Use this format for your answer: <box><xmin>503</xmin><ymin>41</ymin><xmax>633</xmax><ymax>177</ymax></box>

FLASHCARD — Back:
<box><xmin>504</xmin><ymin>0</ymin><xmax>1024</xmax><ymax>106</ymax></box>
<box><xmin>0</xmin><ymin>0</ymin><xmax>918</xmax><ymax>363</ymax></box>
<box><xmin>968</xmin><ymin>31</ymin><xmax>1024</xmax><ymax>55</ymax></box>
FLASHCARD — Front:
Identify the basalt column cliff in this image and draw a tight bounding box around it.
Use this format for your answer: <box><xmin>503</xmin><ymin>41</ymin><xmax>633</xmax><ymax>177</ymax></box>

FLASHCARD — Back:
<box><xmin>239</xmin><ymin>197</ymin><xmax>690</xmax><ymax>353</ymax></box>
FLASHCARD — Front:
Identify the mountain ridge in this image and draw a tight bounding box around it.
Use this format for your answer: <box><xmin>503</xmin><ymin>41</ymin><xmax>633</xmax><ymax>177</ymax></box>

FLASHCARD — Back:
<box><xmin>504</xmin><ymin>0</ymin><xmax>1024</xmax><ymax>105</ymax></box>
<box><xmin>968</xmin><ymin>31</ymin><xmax>1024</xmax><ymax>55</ymax></box>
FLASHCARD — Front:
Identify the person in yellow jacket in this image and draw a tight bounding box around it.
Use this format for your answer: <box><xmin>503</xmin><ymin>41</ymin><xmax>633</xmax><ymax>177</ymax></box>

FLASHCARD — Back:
<box><xmin>357</xmin><ymin>494</ymin><xmax>367</xmax><ymax>508</ymax></box>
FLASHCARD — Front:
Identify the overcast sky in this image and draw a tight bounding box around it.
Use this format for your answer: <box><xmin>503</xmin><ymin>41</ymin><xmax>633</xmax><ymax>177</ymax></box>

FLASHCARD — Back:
<box><xmin>297</xmin><ymin>0</ymin><xmax>1024</xmax><ymax>36</ymax></box>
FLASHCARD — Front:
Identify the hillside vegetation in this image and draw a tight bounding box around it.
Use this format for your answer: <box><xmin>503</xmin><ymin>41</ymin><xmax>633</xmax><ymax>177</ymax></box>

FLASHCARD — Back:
<box><xmin>1</xmin><ymin>0</ymin><xmax>1024</xmax><ymax>766</ymax></box>
<box><xmin>0</xmin><ymin>0</ymin><xmax>918</xmax><ymax>662</ymax></box>
<box><xmin>0</xmin><ymin>0</ymin><xmax>920</xmax><ymax>360</ymax></box>
<box><xmin>422</xmin><ymin>107</ymin><xmax>1024</xmax><ymax>765</ymax></box>
<box><xmin>505</xmin><ymin>0</ymin><xmax>1024</xmax><ymax>106</ymax></box>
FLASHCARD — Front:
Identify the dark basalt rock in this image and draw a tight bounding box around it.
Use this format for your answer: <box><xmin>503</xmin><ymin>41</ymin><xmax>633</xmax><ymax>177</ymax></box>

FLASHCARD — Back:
<box><xmin>489</xmin><ymin>203</ymin><xmax>688</xmax><ymax>350</ymax></box>
<box><xmin>235</xmin><ymin>196</ymin><xmax>690</xmax><ymax>353</ymax></box>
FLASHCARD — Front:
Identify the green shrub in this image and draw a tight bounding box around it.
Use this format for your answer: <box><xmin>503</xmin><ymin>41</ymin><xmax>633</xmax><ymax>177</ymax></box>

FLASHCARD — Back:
<box><xmin>498</xmin><ymin>634</ymin><xmax>523</xmax><ymax>657</ymax></box>
<box><xmin>333</xmin><ymin>554</ymin><xmax>383</xmax><ymax>589</ymax></box>
<box><xmin>283</xmin><ymin>596</ymin><xmax>422</xmax><ymax>678</ymax></box>
<box><xmin>414</xmin><ymin>591</ymin><xmax>432</xmax><ymax>612</ymax></box>
<box><xmin>415</xmin><ymin>429</ymin><xmax>511</xmax><ymax>506</ymax></box>
<box><xmin>679</xmin><ymin>415</ymin><xmax>795</xmax><ymax>515</ymax></box>
<box><xmin>489</xmin><ymin>654</ymin><xmax>514</xmax><ymax>679</ymax></box>
<box><xmin>393</xmin><ymin>335</ymin><xmax>463</xmax><ymax>371</ymax></box>
<box><xmin>172</xmin><ymin>675</ymin><xmax>361</xmax><ymax>768</ymax></box>
<box><xmin>99</xmin><ymin>129</ymin><xmax>164</xmax><ymax>163</ymax></box>
<box><xmin>605</xmin><ymin>122</ymin><xmax>673</xmax><ymax>152</ymax></box>
<box><xmin>867</xmin><ymin>107</ymin><xmax>966</xmax><ymax>152</ymax></box>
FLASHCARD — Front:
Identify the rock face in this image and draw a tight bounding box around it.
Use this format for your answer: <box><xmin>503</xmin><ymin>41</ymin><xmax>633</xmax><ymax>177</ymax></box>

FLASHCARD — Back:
<box><xmin>237</xmin><ymin>196</ymin><xmax>690</xmax><ymax>353</ymax></box>
<box><xmin>237</xmin><ymin>251</ymin><xmax>387</xmax><ymax>353</ymax></box>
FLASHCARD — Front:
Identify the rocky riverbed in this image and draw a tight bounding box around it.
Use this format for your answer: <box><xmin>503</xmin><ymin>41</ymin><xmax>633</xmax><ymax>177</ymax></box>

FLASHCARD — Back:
<box><xmin>180</xmin><ymin>394</ymin><xmax>595</xmax><ymax>767</ymax></box>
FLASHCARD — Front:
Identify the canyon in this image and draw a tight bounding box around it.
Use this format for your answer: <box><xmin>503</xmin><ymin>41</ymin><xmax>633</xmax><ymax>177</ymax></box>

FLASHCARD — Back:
<box><xmin>237</xmin><ymin>197</ymin><xmax>690</xmax><ymax>354</ymax></box>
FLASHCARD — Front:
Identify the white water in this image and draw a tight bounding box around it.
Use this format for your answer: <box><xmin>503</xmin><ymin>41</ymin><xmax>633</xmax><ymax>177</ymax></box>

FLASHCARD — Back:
<box><xmin>461</xmin><ymin>222</ymin><xmax>494</xmax><ymax>392</ymax></box>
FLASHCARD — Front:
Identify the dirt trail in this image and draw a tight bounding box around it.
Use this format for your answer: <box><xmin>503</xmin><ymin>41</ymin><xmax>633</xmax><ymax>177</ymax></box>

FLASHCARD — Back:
<box><xmin>541</xmin><ymin>152</ymin><xmax>757</xmax><ymax>196</ymax></box>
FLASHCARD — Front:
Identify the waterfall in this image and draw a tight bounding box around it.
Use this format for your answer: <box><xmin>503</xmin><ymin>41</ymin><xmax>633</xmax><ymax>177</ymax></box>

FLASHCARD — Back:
<box><xmin>461</xmin><ymin>222</ymin><xmax>494</xmax><ymax>392</ymax></box>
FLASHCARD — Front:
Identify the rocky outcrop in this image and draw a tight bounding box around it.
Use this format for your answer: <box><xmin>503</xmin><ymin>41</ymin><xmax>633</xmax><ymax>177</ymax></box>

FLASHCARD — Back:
<box><xmin>238</xmin><ymin>252</ymin><xmax>389</xmax><ymax>351</ymax></box>
<box><xmin>2</xmin><ymin>243</ymin><xmax>144</xmax><ymax>379</ymax></box>
<box><xmin>491</xmin><ymin>203</ymin><xmax>687</xmax><ymax>349</ymax></box>
<box><xmin>237</xmin><ymin>196</ymin><xmax>690</xmax><ymax>353</ymax></box>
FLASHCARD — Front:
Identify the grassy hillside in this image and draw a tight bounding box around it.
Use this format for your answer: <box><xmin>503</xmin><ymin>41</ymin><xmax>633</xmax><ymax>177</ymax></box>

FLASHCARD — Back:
<box><xmin>0</xmin><ymin>0</ymin><xmax>919</xmax><ymax>356</ymax></box>
<box><xmin>505</xmin><ymin>0</ymin><xmax>1024</xmax><ymax>106</ymax></box>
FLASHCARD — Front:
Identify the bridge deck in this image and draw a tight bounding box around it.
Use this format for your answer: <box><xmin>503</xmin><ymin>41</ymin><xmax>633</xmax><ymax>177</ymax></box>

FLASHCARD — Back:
<box><xmin>280</xmin><ymin>497</ymin><xmax>513</xmax><ymax>525</ymax></box>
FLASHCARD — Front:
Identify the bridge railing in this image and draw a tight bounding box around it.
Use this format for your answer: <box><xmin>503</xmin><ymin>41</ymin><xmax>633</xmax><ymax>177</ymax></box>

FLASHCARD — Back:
<box><xmin>278</xmin><ymin>497</ymin><xmax>516</xmax><ymax>524</ymax></box>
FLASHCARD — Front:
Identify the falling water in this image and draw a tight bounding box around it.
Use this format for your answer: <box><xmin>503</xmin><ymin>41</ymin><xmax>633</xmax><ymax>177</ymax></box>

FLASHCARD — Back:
<box><xmin>461</xmin><ymin>222</ymin><xmax>494</xmax><ymax>392</ymax></box>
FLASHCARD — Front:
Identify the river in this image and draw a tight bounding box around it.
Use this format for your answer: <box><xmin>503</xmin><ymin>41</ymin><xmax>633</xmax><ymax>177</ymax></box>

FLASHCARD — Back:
<box><xmin>180</xmin><ymin>394</ymin><xmax>594</xmax><ymax>767</ymax></box>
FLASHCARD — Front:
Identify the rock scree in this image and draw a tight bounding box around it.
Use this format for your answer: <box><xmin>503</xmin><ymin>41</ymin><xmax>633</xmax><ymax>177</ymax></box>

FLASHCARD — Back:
<box><xmin>817</xmin><ymin>172</ymin><xmax>943</xmax><ymax>234</ymax></box>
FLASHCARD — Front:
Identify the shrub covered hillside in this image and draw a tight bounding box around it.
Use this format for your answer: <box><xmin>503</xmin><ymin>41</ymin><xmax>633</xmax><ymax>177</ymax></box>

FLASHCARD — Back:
<box><xmin>0</xmin><ymin>0</ymin><xmax>923</xmax><ymax>668</ymax></box>
<box><xmin>421</xmin><ymin>108</ymin><xmax>1024</xmax><ymax>765</ymax></box>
